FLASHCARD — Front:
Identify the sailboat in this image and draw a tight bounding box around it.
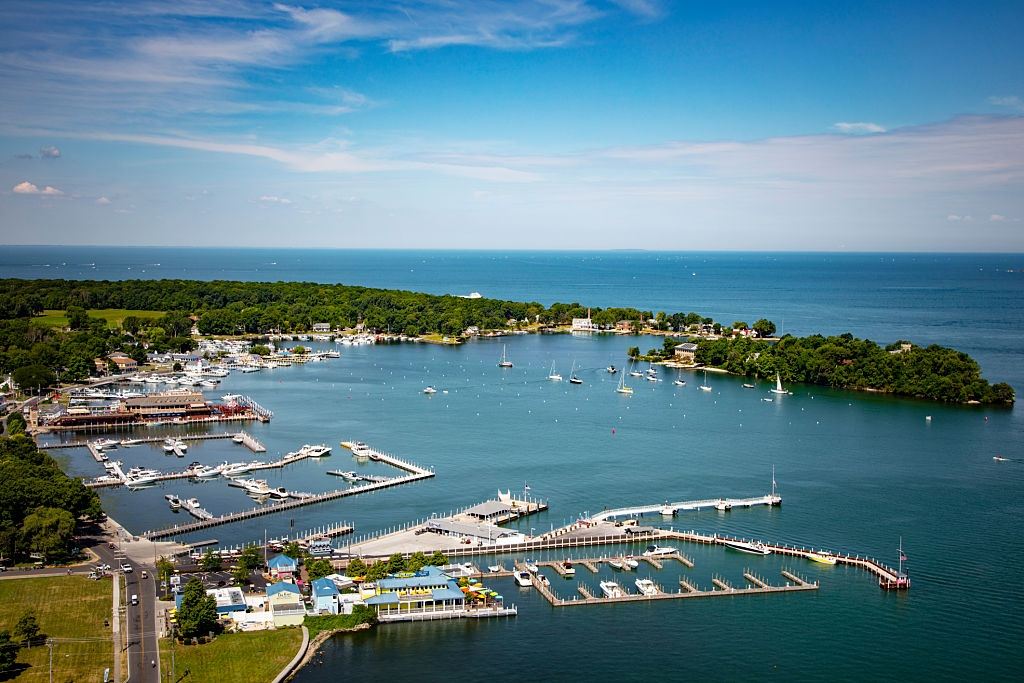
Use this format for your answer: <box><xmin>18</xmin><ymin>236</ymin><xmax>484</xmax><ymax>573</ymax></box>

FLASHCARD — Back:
<box><xmin>568</xmin><ymin>360</ymin><xmax>582</xmax><ymax>384</ymax></box>
<box><xmin>770</xmin><ymin>372</ymin><xmax>788</xmax><ymax>395</ymax></box>
<box><xmin>699</xmin><ymin>369</ymin><xmax>713</xmax><ymax>391</ymax></box>
<box><xmin>497</xmin><ymin>345</ymin><xmax>513</xmax><ymax>368</ymax></box>
<box><xmin>629</xmin><ymin>362</ymin><xmax>643</xmax><ymax>378</ymax></box>
<box><xmin>548</xmin><ymin>361</ymin><xmax>562</xmax><ymax>381</ymax></box>
<box><xmin>616</xmin><ymin>371</ymin><xmax>633</xmax><ymax>394</ymax></box>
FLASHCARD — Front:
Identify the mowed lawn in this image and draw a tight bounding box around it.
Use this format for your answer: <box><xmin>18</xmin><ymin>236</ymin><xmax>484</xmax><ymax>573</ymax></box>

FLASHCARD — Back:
<box><xmin>159</xmin><ymin>628</ymin><xmax>304</xmax><ymax>682</ymax></box>
<box><xmin>37</xmin><ymin>309</ymin><xmax>164</xmax><ymax>329</ymax></box>
<box><xmin>0</xmin><ymin>575</ymin><xmax>114</xmax><ymax>682</ymax></box>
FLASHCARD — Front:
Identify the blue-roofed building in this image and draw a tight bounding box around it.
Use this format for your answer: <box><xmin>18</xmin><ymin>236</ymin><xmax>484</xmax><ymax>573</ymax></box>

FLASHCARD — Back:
<box><xmin>310</xmin><ymin>577</ymin><xmax>340</xmax><ymax>615</ymax></box>
<box><xmin>267</xmin><ymin>581</ymin><xmax>305</xmax><ymax>627</ymax></box>
<box><xmin>363</xmin><ymin>565</ymin><xmax>470</xmax><ymax>620</ymax></box>
<box><xmin>267</xmin><ymin>554</ymin><xmax>297</xmax><ymax>579</ymax></box>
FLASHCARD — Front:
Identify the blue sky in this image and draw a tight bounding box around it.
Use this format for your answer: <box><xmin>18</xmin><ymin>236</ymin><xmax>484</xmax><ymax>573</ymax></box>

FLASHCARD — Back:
<box><xmin>1</xmin><ymin>0</ymin><xmax>1022</xmax><ymax>251</ymax></box>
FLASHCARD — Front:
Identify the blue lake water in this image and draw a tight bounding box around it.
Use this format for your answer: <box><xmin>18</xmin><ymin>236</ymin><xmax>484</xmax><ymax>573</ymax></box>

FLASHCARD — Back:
<box><xmin>8</xmin><ymin>247</ymin><xmax>1024</xmax><ymax>680</ymax></box>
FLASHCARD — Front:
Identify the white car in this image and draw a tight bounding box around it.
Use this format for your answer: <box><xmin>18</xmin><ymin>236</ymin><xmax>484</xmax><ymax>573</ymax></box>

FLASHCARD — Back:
<box><xmin>121</xmin><ymin>563</ymin><xmax>133</xmax><ymax>573</ymax></box>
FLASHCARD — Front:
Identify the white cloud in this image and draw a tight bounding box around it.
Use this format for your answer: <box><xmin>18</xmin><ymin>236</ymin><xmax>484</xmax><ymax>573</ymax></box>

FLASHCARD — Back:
<box><xmin>259</xmin><ymin>195</ymin><xmax>292</xmax><ymax>204</ymax></box>
<box><xmin>95</xmin><ymin>196</ymin><xmax>111</xmax><ymax>204</ymax></box>
<box><xmin>947</xmin><ymin>214</ymin><xmax>973</xmax><ymax>221</ymax></box>
<box><xmin>833</xmin><ymin>122</ymin><xmax>886</xmax><ymax>134</ymax></box>
<box><xmin>39</xmin><ymin>145</ymin><xmax>61</xmax><ymax>158</ymax></box>
<box><xmin>988</xmin><ymin>95</ymin><xmax>1023</xmax><ymax>110</ymax></box>
<box><xmin>989</xmin><ymin>214</ymin><xmax>1006</xmax><ymax>221</ymax></box>
<box><xmin>12</xmin><ymin>181</ymin><xmax>64</xmax><ymax>195</ymax></box>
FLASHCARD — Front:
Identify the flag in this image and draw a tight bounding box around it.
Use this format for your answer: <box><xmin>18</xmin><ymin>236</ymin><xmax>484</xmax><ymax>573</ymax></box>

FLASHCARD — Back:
<box><xmin>900</xmin><ymin>552</ymin><xmax>907</xmax><ymax>561</ymax></box>
<box><xmin>524</xmin><ymin>483</ymin><xmax>531</xmax><ymax>491</ymax></box>
<box><xmin>772</xmin><ymin>479</ymin><xmax>777</xmax><ymax>488</ymax></box>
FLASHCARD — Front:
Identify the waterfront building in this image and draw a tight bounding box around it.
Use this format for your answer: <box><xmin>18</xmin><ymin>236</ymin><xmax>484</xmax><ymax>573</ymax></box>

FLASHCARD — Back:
<box><xmin>310</xmin><ymin>577</ymin><xmax>340</xmax><ymax>614</ymax></box>
<box><xmin>267</xmin><ymin>582</ymin><xmax>305</xmax><ymax>627</ymax></box>
<box><xmin>363</xmin><ymin>566</ymin><xmax>467</xmax><ymax>618</ymax></box>
<box><xmin>267</xmin><ymin>554</ymin><xmax>297</xmax><ymax>580</ymax></box>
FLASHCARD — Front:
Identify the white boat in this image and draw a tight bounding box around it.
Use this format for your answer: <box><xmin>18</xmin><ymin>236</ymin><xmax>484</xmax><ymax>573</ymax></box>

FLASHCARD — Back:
<box><xmin>124</xmin><ymin>472</ymin><xmax>160</xmax><ymax>487</ymax></box>
<box><xmin>562</xmin><ymin>560</ymin><xmax>575</xmax><ymax>576</ymax></box>
<box><xmin>629</xmin><ymin>364</ymin><xmax>643</xmax><ymax>378</ymax></box>
<box><xmin>642</xmin><ymin>545</ymin><xmax>677</xmax><ymax>557</ymax></box>
<box><xmin>600</xmin><ymin>580</ymin><xmax>626</xmax><ymax>598</ymax></box>
<box><xmin>222</xmin><ymin>393</ymin><xmax>243</xmax><ymax>403</ymax></box>
<box><xmin>423</xmin><ymin>386</ymin><xmax>437</xmax><ymax>394</ymax></box>
<box><xmin>524</xmin><ymin>559</ymin><xmax>539</xmax><ymax>573</ymax></box>
<box><xmin>336</xmin><ymin>470</ymin><xmax>360</xmax><ymax>482</ymax></box>
<box><xmin>166</xmin><ymin>494</ymin><xmax>182</xmax><ymax>510</ymax></box>
<box><xmin>616</xmin><ymin>372</ymin><xmax>633</xmax><ymax>394</ymax></box>
<box><xmin>303</xmin><ymin>444</ymin><xmax>332</xmax><ymax>458</ymax></box>
<box><xmin>191</xmin><ymin>465</ymin><xmax>220</xmax><ymax>478</ymax></box>
<box><xmin>94</xmin><ymin>438</ymin><xmax>119</xmax><ymax>450</ymax></box>
<box><xmin>609</xmin><ymin>559</ymin><xmax>623</xmax><ymax>570</ymax></box>
<box><xmin>699</xmin><ymin>369</ymin><xmax>713</xmax><ymax>392</ymax></box>
<box><xmin>623</xmin><ymin>557</ymin><xmax>639</xmax><ymax>570</ymax></box>
<box><xmin>232</xmin><ymin>433</ymin><xmax>245</xmax><ymax>444</ymax></box>
<box><xmin>715</xmin><ymin>499</ymin><xmax>732</xmax><ymax>511</ymax></box>
<box><xmin>350</xmin><ymin>442</ymin><xmax>372</xmax><ymax>458</ymax></box>
<box><xmin>514</xmin><ymin>570</ymin><xmax>533</xmax><ymax>587</ymax></box>
<box><xmin>606</xmin><ymin>365</ymin><xmax>618</xmax><ymax>374</ymax></box>
<box><xmin>673</xmin><ymin>379</ymin><xmax>686</xmax><ymax>386</ymax></box>
<box><xmin>162</xmin><ymin>438</ymin><xmax>176</xmax><ymax>453</ymax></box>
<box><xmin>241</xmin><ymin>479</ymin><xmax>272</xmax><ymax>496</ymax></box>
<box><xmin>487</xmin><ymin>565</ymin><xmax>503</xmax><ymax>573</ymax></box>
<box><xmin>807</xmin><ymin>551</ymin><xmax>837</xmax><ymax>565</ymax></box>
<box><xmin>220</xmin><ymin>461</ymin><xmax>254</xmax><ymax>477</ymax></box>
<box><xmin>184</xmin><ymin>497</ymin><xmax>201</xmax><ymax>510</ymax></box>
<box><xmin>770</xmin><ymin>372</ymin><xmax>788</xmax><ymax>395</ymax></box>
<box><xmin>634</xmin><ymin>578</ymin><xmax>658</xmax><ymax>596</ymax></box>
<box><xmin>645</xmin><ymin>364</ymin><xmax>659</xmax><ymax>381</ymax></box>
<box><xmin>568</xmin><ymin>360</ymin><xmax>582</xmax><ymax>384</ymax></box>
<box><xmin>548</xmin><ymin>361</ymin><xmax>562</xmax><ymax>381</ymax></box>
<box><xmin>119</xmin><ymin>438</ymin><xmax>143</xmax><ymax>447</ymax></box>
<box><xmin>497</xmin><ymin>345</ymin><xmax>514</xmax><ymax>368</ymax></box>
<box><xmin>269</xmin><ymin>486</ymin><xmax>289</xmax><ymax>499</ymax></box>
<box><xmin>721</xmin><ymin>539</ymin><xmax>772</xmax><ymax>555</ymax></box>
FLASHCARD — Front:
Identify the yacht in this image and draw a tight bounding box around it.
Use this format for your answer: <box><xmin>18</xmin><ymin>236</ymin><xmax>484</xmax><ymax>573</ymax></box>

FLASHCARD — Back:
<box><xmin>269</xmin><ymin>486</ymin><xmax>290</xmax><ymax>499</ymax></box>
<box><xmin>721</xmin><ymin>539</ymin><xmax>772</xmax><ymax>556</ymax></box>
<box><xmin>634</xmin><ymin>578</ymin><xmax>658</xmax><ymax>596</ymax></box>
<box><xmin>232</xmin><ymin>433</ymin><xmax>245</xmax><ymax>444</ymax></box>
<box><xmin>184</xmin><ymin>498</ymin><xmax>201</xmax><ymax>510</ymax></box>
<box><xmin>301</xmin><ymin>444</ymin><xmax>332</xmax><ymax>458</ymax></box>
<box><xmin>609</xmin><ymin>559</ymin><xmax>623</xmax><ymax>570</ymax></box>
<box><xmin>642</xmin><ymin>545</ymin><xmax>677</xmax><ymax>557</ymax></box>
<box><xmin>806</xmin><ymin>551</ymin><xmax>837</xmax><ymax>565</ymax></box>
<box><xmin>562</xmin><ymin>560</ymin><xmax>575</xmax><ymax>576</ymax></box>
<box><xmin>119</xmin><ymin>438</ymin><xmax>143</xmax><ymax>447</ymax></box>
<box><xmin>350</xmin><ymin>442</ymin><xmax>372</xmax><ymax>458</ymax></box>
<box><xmin>220</xmin><ymin>461</ymin><xmax>254</xmax><ymax>477</ymax></box>
<box><xmin>623</xmin><ymin>557</ymin><xmax>639</xmax><ymax>570</ymax></box>
<box><xmin>514</xmin><ymin>570</ymin><xmax>533</xmax><ymax>587</ymax></box>
<box><xmin>423</xmin><ymin>385</ymin><xmax>437</xmax><ymax>394</ymax></box>
<box><xmin>166</xmin><ymin>494</ymin><xmax>182</xmax><ymax>510</ymax></box>
<box><xmin>191</xmin><ymin>464</ymin><xmax>221</xmax><ymax>478</ymax></box>
<box><xmin>600</xmin><ymin>580</ymin><xmax>626</xmax><ymax>598</ymax></box>
<box><xmin>335</xmin><ymin>470</ymin><xmax>360</xmax><ymax>482</ymax></box>
<box><xmin>497</xmin><ymin>345</ymin><xmax>514</xmax><ymax>368</ymax></box>
<box><xmin>241</xmin><ymin>478</ymin><xmax>272</xmax><ymax>496</ymax></box>
<box><xmin>524</xmin><ymin>559</ymin><xmax>539</xmax><ymax>573</ymax></box>
<box><xmin>548</xmin><ymin>361</ymin><xmax>562</xmax><ymax>381</ymax></box>
<box><xmin>94</xmin><ymin>438</ymin><xmax>119</xmax><ymax>450</ymax></box>
<box><xmin>715</xmin><ymin>499</ymin><xmax>732</xmax><ymax>511</ymax></box>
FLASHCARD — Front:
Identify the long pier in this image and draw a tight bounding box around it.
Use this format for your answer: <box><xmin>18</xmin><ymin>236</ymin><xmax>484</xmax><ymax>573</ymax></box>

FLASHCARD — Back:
<box><xmin>140</xmin><ymin>446</ymin><xmax>434</xmax><ymax>540</ymax></box>
<box><xmin>589</xmin><ymin>493</ymin><xmax>781</xmax><ymax>521</ymax></box>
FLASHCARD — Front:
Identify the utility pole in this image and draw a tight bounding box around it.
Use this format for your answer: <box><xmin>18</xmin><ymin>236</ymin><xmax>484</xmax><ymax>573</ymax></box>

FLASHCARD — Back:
<box><xmin>47</xmin><ymin>638</ymin><xmax>54</xmax><ymax>683</ymax></box>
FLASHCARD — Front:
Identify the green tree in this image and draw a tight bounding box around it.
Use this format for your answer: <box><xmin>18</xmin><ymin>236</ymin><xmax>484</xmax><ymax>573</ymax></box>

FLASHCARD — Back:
<box><xmin>6</xmin><ymin>412</ymin><xmax>26</xmax><ymax>437</ymax></box>
<box><xmin>65</xmin><ymin>305</ymin><xmax>89</xmax><ymax>330</ymax></box>
<box><xmin>21</xmin><ymin>507</ymin><xmax>76</xmax><ymax>559</ymax></box>
<box><xmin>281</xmin><ymin>541</ymin><xmax>302</xmax><ymax>560</ymax></box>
<box><xmin>13</xmin><ymin>611</ymin><xmax>40</xmax><ymax>646</ymax></box>
<box><xmin>0</xmin><ymin>631</ymin><xmax>19</xmax><ymax>674</ymax></box>
<box><xmin>753</xmin><ymin>318</ymin><xmax>776</xmax><ymax>338</ymax></box>
<box><xmin>627</xmin><ymin>346</ymin><xmax>640</xmax><ymax>359</ymax></box>
<box><xmin>407</xmin><ymin>551</ymin><xmax>428</xmax><ymax>572</ymax></box>
<box><xmin>177</xmin><ymin>578</ymin><xmax>220</xmax><ymax>639</ymax></box>
<box><xmin>249</xmin><ymin>344</ymin><xmax>271</xmax><ymax>356</ymax></box>
<box><xmin>427</xmin><ymin>550</ymin><xmax>448</xmax><ymax>566</ymax></box>
<box><xmin>305</xmin><ymin>558</ymin><xmax>333</xmax><ymax>581</ymax></box>
<box><xmin>156</xmin><ymin>556</ymin><xmax>175</xmax><ymax>586</ymax></box>
<box><xmin>13</xmin><ymin>365</ymin><xmax>56</xmax><ymax>394</ymax></box>
<box><xmin>199</xmin><ymin>550</ymin><xmax>222</xmax><ymax>571</ymax></box>
<box><xmin>365</xmin><ymin>560</ymin><xmax>389</xmax><ymax>581</ymax></box>
<box><xmin>345</xmin><ymin>557</ymin><xmax>367</xmax><ymax>578</ymax></box>
<box><xmin>121</xmin><ymin>316</ymin><xmax>143</xmax><ymax>336</ymax></box>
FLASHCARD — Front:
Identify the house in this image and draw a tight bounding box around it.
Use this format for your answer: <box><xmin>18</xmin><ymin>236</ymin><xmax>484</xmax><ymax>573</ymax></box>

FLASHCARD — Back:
<box><xmin>363</xmin><ymin>565</ymin><xmax>467</xmax><ymax>619</ymax></box>
<box><xmin>93</xmin><ymin>358</ymin><xmax>108</xmax><ymax>376</ymax></box>
<box><xmin>267</xmin><ymin>554</ymin><xmax>297</xmax><ymax>580</ymax></box>
<box><xmin>673</xmin><ymin>342</ymin><xmax>699</xmax><ymax>364</ymax></box>
<box><xmin>616</xmin><ymin>320</ymin><xmax>634</xmax><ymax>332</ymax></box>
<box><xmin>312</xmin><ymin>322</ymin><xmax>331</xmax><ymax>333</ymax></box>
<box><xmin>109</xmin><ymin>354</ymin><xmax>138</xmax><ymax>374</ymax></box>
<box><xmin>310</xmin><ymin>577</ymin><xmax>340</xmax><ymax>615</ymax></box>
<box><xmin>123</xmin><ymin>391</ymin><xmax>212</xmax><ymax>421</ymax></box>
<box><xmin>571</xmin><ymin>310</ymin><xmax>598</xmax><ymax>332</ymax></box>
<box><xmin>266</xmin><ymin>582</ymin><xmax>305</xmax><ymax>627</ymax></box>
<box><xmin>173</xmin><ymin>586</ymin><xmax>246</xmax><ymax>616</ymax></box>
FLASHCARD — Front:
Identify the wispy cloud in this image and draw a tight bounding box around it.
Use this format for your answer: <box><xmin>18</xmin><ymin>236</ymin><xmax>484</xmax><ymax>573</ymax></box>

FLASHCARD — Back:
<box><xmin>95</xmin><ymin>196</ymin><xmax>111</xmax><ymax>205</ymax></box>
<box><xmin>988</xmin><ymin>95</ymin><xmax>1024</xmax><ymax>111</ymax></box>
<box><xmin>258</xmin><ymin>195</ymin><xmax>292</xmax><ymax>204</ymax></box>
<box><xmin>12</xmin><ymin>180</ymin><xmax>64</xmax><ymax>195</ymax></box>
<box><xmin>39</xmin><ymin>145</ymin><xmax>60</xmax><ymax>158</ymax></box>
<box><xmin>833</xmin><ymin>122</ymin><xmax>886</xmax><ymax>134</ymax></box>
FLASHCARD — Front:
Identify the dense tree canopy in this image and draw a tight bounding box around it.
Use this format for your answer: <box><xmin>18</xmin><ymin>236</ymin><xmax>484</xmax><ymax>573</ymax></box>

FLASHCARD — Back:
<box><xmin>176</xmin><ymin>578</ymin><xmax>220</xmax><ymax>639</ymax></box>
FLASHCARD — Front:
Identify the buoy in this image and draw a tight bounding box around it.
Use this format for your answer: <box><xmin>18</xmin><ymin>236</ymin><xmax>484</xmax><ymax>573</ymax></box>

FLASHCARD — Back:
<box><xmin>611</xmin><ymin>429</ymin><xmax>615</xmax><ymax>434</ymax></box>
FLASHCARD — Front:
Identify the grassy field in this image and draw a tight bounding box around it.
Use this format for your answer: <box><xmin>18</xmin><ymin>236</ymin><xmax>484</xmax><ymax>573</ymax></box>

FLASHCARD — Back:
<box><xmin>37</xmin><ymin>309</ymin><xmax>164</xmax><ymax>330</ymax></box>
<box><xmin>0</xmin><ymin>575</ymin><xmax>115</xmax><ymax>682</ymax></box>
<box><xmin>159</xmin><ymin>628</ymin><xmax>303</xmax><ymax>682</ymax></box>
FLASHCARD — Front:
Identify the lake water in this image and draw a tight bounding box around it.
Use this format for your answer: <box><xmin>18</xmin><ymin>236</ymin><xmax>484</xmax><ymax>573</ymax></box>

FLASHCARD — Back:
<box><xmin>9</xmin><ymin>247</ymin><xmax>1024</xmax><ymax>680</ymax></box>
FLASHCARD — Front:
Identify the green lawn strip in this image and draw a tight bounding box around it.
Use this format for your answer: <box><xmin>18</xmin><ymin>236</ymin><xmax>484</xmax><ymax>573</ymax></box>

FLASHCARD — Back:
<box><xmin>159</xmin><ymin>628</ymin><xmax>303</xmax><ymax>683</ymax></box>
<box><xmin>0</xmin><ymin>576</ymin><xmax>114</xmax><ymax>682</ymax></box>
<box><xmin>38</xmin><ymin>309</ymin><xmax>164</xmax><ymax>329</ymax></box>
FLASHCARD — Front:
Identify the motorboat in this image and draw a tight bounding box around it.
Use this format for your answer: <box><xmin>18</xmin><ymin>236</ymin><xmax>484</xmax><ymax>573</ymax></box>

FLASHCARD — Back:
<box><xmin>514</xmin><ymin>570</ymin><xmax>533</xmax><ymax>587</ymax></box>
<box><xmin>119</xmin><ymin>438</ymin><xmax>143</xmax><ymax>447</ymax></box>
<box><xmin>721</xmin><ymin>539</ymin><xmax>772</xmax><ymax>556</ymax></box>
<box><xmin>184</xmin><ymin>498</ymin><xmax>201</xmax><ymax>510</ymax></box>
<box><xmin>642</xmin><ymin>545</ymin><xmax>677</xmax><ymax>557</ymax></box>
<box><xmin>94</xmin><ymin>438</ymin><xmax>119</xmax><ymax>450</ymax></box>
<box><xmin>241</xmin><ymin>479</ymin><xmax>272</xmax><ymax>496</ymax></box>
<box><xmin>715</xmin><ymin>499</ymin><xmax>732</xmax><ymax>511</ymax></box>
<box><xmin>524</xmin><ymin>559</ymin><xmax>539</xmax><ymax>573</ymax></box>
<box><xmin>232</xmin><ymin>433</ymin><xmax>245</xmax><ymax>444</ymax></box>
<box><xmin>423</xmin><ymin>385</ymin><xmax>437</xmax><ymax>394</ymax></box>
<box><xmin>220</xmin><ymin>461</ymin><xmax>254</xmax><ymax>477</ymax></box>
<box><xmin>299</xmin><ymin>444</ymin><xmax>332</xmax><ymax>458</ymax></box>
<box><xmin>124</xmin><ymin>472</ymin><xmax>160</xmax><ymax>487</ymax></box>
<box><xmin>562</xmin><ymin>560</ymin><xmax>575</xmax><ymax>576</ymax></box>
<box><xmin>673</xmin><ymin>379</ymin><xmax>686</xmax><ymax>386</ymax></box>
<box><xmin>623</xmin><ymin>557</ymin><xmax>639</xmax><ymax>570</ymax></box>
<box><xmin>609</xmin><ymin>559</ymin><xmax>623</xmax><ymax>570</ymax></box>
<box><xmin>269</xmin><ymin>486</ymin><xmax>289</xmax><ymax>499</ymax></box>
<box><xmin>191</xmin><ymin>465</ymin><xmax>221</xmax><ymax>478</ymax></box>
<box><xmin>335</xmin><ymin>470</ymin><xmax>360</xmax><ymax>482</ymax></box>
<box><xmin>350</xmin><ymin>442</ymin><xmax>372</xmax><ymax>458</ymax></box>
<box><xmin>166</xmin><ymin>495</ymin><xmax>182</xmax><ymax>510</ymax></box>
<box><xmin>660</xmin><ymin>505</ymin><xmax>677</xmax><ymax>516</ymax></box>
<box><xmin>600</xmin><ymin>580</ymin><xmax>626</xmax><ymax>598</ymax></box>
<box><xmin>807</xmin><ymin>551</ymin><xmax>837</xmax><ymax>565</ymax></box>
<box><xmin>634</xmin><ymin>578</ymin><xmax>658</xmax><ymax>596</ymax></box>
<box><xmin>606</xmin><ymin>365</ymin><xmax>618</xmax><ymax>374</ymax></box>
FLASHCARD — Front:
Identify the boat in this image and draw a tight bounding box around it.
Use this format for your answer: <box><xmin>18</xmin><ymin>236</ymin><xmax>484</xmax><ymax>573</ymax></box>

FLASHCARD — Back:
<box><xmin>623</xmin><ymin>557</ymin><xmax>639</xmax><ymax>570</ymax></box>
<box><xmin>124</xmin><ymin>472</ymin><xmax>160</xmax><ymax>487</ymax></box>
<box><xmin>232</xmin><ymin>433</ymin><xmax>245</xmax><ymax>444</ymax></box>
<box><xmin>423</xmin><ymin>385</ymin><xmax>437</xmax><ymax>394</ymax></box>
<box><xmin>524</xmin><ymin>559</ymin><xmax>539</xmax><ymax>573</ymax></box>
<box><xmin>119</xmin><ymin>438</ymin><xmax>143</xmax><ymax>447</ymax></box>
<box><xmin>162</xmin><ymin>438</ymin><xmax>177</xmax><ymax>453</ymax></box>
<box><xmin>303</xmin><ymin>444</ymin><xmax>332</xmax><ymax>458</ymax></box>
<box><xmin>184</xmin><ymin>498</ymin><xmax>201</xmax><ymax>510</ymax></box>
<box><xmin>497</xmin><ymin>345</ymin><xmax>514</xmax><ymax>368</ymax></box>
<box><xmin>539</xmin><ymin>575</ymin><xmax>551</xmax><ymax>587</ymax></box>
<box><xmin>548</xmin><ymin>361</ymin><xmax>562</xmax><ymax>381</ymax></box>
<box><xmin>807</xmin><ymin>551</ymin><xmax>837</xmax><ymax>565</ymax></box>
<box><xmin>568</xmin><ymin>361</ymin><xmax>582</xmax><ymax>384</ymax></box>
<box><xmin>600</xmin><ymin>580</ymin><xmax>625</xmax><ymax>598</ymax></box>
<box><xmin>770</xmin><ymin>372</ymin><xmax>788</xmax><ymax>395</ymax></box>
<box><xmin>191</xmin><ymin>464</ymin><xmax>220</xmax><ymax>478</ymax></box>
<box><xmin>220</xmin><ymin>461</ymin><xmax>254</xmax><ymax>477</ymax></box>
<box><xmin>642</xmin><ymin>545</ymin><xmax>677</xmax><ymax>557</ymax></box>
<box><xmin>240</xmin><ymin>478</ymin><xmax>272</xmax><ymax>496</ymax></box>
<box><xmin>645</xmin><ymin>364</ymin><xmax>659</xmax><ymax>381</ymax></box>
<box><xmin>514</xmin><ymin>570</ymin><xmax>533</xmax><ymax>587</ymax></box>
<box><xmin>615</xmin><ymin>372</ymin><xmax>633</xmax><ymax>394</ymax></box>
<box><xmin>487</xmin><ymin>565</ymin><xmax>502</xmax><ymax>573</ymax></box>
<box><xmin>167</xmin><ymin>495</ymin><xmax>182</xmax><ymax>510</ymax></box>
<box><xmin>634</xmin><ymin>578</ymin><xmax>658</xmax><ymax>596</ymax></box>
<box><xmin>335</xmin><ymin>470</ymin><xmax>360</xmax><ymax>482</ymax></box>
<box><xmin>269</xmin><ymin>486</ymin><xmax>289</xmax><ymax>499</ymax></box>
<box><xmin>721</xmin><ymin>539</ymin><xmax>772</xmax><ymax>556</ymax></box>
<box><xmin>699</xmin><ymin>370</ymin><xmax>713</xmax><ymax>391</ymax></box>
<box><xmin>94</xmin><ymin>438</ymin><xmax>119</xmax><ymax>450</ymax></box>
<box><xmin>660</xmin><ymin>504</ymin><xmax>677</xmax><ymax>516</ymax></box>
<box><xmin>993</xmin><ymin>456</ymin><xmax>1009</xmax><ymax>462</ymax></box>
<box><xmin>743</xmin><ymin>383</ymin><xmax>755</xmax><ymax>389</ymax></box>
<box><xmin>562</xmin><ymin>560</ymin><xmax>575</xmax><ymax>576</ymax></box>
<box><xmin>628</xmin><ymin>364</ymin><xmax>643</xmax><ymax>378</ymax></box>
<box><xmin>762</xmin><ymin>397</ymin><xmax>773</xmax><ymax>402</ymax></box>
<box><xmin>606</xmin><ymin>365</ymin><xmax>618</xmax><ymax>374</ymax></box>
<box><xmin>350</xmin><ymin>442</ymin><xmax>372</xmax><ymax>458</ymax></box>
<box><xmin>715</xmin><ymin>499</ymin><xmax>731</xmax><ymax>511</ymax></box>
<box><xmin>609</xmin><ymin>559</ymin><xmax>623</xmax><ymax>570</ymax></box>
<box><xmin>673</xmin><ymin>379</ymin><xmax>686</xmax><ymax>386</ymax></box>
